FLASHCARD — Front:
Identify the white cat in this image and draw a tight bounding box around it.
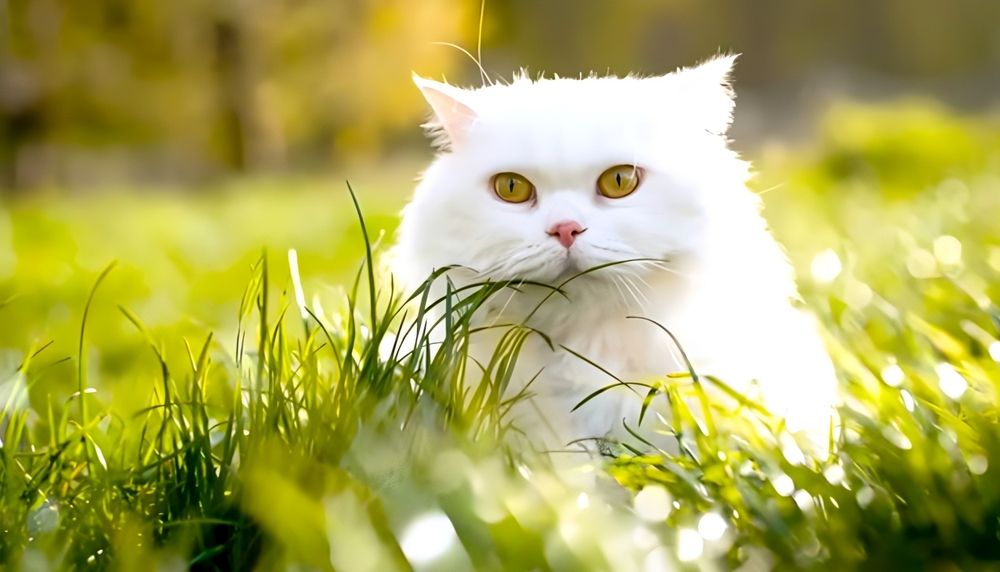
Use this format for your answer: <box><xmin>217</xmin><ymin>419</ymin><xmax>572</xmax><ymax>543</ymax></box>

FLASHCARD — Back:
<box><xmin>392</xmin><ymin>56</ymin><xmax>838</xmax><ymax>454</ymax></box>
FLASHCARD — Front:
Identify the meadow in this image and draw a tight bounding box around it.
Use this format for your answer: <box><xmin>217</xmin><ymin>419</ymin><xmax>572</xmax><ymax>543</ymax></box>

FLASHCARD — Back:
<box><xmin>2</xmin><ymin>100</ymin><xmax>1000</xmax><ymax>570</ymax></box>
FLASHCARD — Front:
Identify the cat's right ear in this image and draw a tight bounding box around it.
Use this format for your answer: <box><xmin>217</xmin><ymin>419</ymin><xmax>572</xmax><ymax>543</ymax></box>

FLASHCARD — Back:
<box><xmin>413</xmin><ymin>74</ymin><xmax>477</xmax><ymax>150</ymax></box>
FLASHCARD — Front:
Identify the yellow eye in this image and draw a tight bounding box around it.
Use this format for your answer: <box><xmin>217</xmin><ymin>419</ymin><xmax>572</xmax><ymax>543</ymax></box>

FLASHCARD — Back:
<box><xmin>492</xmin><ymin>172</ymin><xmax>535</xmax><ymax>203</ymax></box>
<box><xmin>597</xmin><ymin>165</ymin><xmax>641</xmax><ymax>199</ymax></box>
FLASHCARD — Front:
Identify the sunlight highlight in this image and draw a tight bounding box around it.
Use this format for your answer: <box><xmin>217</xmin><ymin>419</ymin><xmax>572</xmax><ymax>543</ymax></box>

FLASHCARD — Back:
<box><xmin>634</xmin><ymin>485</ymin><xmax>672</xmax><ymax>522</ymax></box>
<box><xmin>287</xmin><ymin>249</ymin><xmax>308</xmax><ymax>320</ymax></box>
<box><xmin>933</xmin><ymin>235</ymin><xmax>962</xmax><ymax>266</ymax></box>
<box><xmin>968</xmin><ymin>455</ymin><xmax>989</xmax><ymax>475</ymax></box>
<box><xmin>823</xmin><ymin>464</ymin><xmax>846</xmax><ymax>486</ymax></box>
<box><xmin>677</xmin><ymin>528</ymin><xmax>704</xmax><ymax>561</ymax></box>
<box><xmin>936</xmin><ymin>363</ymin><xmax>968</xmax><ymax>400</ymax></box>
<box><xmin>810</xmin><ymin>249</ymin><xmax>842</xmax><ymax>284</ymax></box>
<box><xmin>697</xmin><ymin>513</ymin><xmax>727</xmax><ymax>541</ymax></box>
<box><xmin>772</xmin><ymin>474</ymin><xmax>795</xmax><ymax>497</ymax></box>
<box><xmin>399</xmin><ymin>512</ymin><xmax>457</xmax><ymax>565</ymax></box>
<box><xmin>880</xmin><ymin>363</ymin><xmax>905</xmax><ymax>387</ymax></box>
<box><xmin>989</xmin><ymin>341</ymin><xmax>1000</xmax><ymax>363</ymax></box>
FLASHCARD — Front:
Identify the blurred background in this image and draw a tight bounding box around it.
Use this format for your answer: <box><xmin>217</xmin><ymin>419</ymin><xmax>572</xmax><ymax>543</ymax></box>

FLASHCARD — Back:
<box><xmin>0</xmin><ymin>0</ymin><xmax>998</xmax><ymax>382</ymax></box>
<box><xmin>1</xmin><ymin>0</ymin><xmax>999</xmax><ymax>190</ymax></box>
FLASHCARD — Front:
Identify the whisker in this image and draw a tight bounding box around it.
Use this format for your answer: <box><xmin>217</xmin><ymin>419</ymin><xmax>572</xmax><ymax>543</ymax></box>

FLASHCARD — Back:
<box><xmin>610</xmin><ymin>275</ymin><xmax>629</xmax><ymax>309</ymax></box>
<box><xmin>620</xmin><ymin>272</ymin><xmax>648</xmax><ymax>309</ymax></box>
<box><xmin>637</xmin><ymin>260</ymin><xmax>690</xmax><ymax>278</ymax></box>
<box><xmin>622</xmin><ymin>270</ymin><xmax>652</xmax><ymax>307</ymax></box>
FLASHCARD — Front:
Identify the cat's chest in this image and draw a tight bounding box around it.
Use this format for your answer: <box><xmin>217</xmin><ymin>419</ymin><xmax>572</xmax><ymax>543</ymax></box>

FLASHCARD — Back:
<box><xmin>467</xmin><ymin>282</ymin><xmax>694</xmax><ymax>409</ymax></box>
<box><xmin>478</xmin><ymin>314</ymin><xmax>679</xmax><ymax>396</ymax></box>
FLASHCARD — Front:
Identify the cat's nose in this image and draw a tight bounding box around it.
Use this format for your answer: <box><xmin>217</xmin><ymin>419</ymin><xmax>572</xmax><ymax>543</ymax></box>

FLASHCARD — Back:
<box><xmin>547</xmin><ymin>221</ymin><xmax>586</xmax><ymax>248</ymax></box>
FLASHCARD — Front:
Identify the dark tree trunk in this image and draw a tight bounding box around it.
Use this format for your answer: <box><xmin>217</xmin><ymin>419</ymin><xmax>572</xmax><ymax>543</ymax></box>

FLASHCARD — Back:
<box><xmin>212</xmin><ymin>9</ymin><xmax>264</xmax><ymax>174</ymax></box>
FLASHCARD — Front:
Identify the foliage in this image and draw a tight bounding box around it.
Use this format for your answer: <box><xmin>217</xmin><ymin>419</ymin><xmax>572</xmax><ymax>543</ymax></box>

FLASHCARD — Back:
<box><xmin>1</xmin><ymin>102</ymin><xmax>1000</xmax><ymax>569</ymax></box>
<box><xmin>0</xmin><ymin>0</ymin><xmax>472</xmax><ymax>186</ymax></box>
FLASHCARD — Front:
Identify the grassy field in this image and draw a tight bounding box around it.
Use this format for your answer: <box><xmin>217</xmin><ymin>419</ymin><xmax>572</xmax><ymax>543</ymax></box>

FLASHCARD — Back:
<box><xmin>2</xmin><ymin>100</ymin><xmax>1000</xmax><ymax>570</ymax></box>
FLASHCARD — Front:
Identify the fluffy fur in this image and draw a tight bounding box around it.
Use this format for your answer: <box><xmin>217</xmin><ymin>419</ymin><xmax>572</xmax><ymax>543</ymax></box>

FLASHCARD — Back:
<box><xmin>392</xmin><ymin>56</ymin><xmax>838</xmax><ymax>453</ymax></box>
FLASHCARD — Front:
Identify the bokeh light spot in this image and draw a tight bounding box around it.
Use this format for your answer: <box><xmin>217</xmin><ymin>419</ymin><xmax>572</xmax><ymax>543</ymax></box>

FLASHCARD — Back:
<box><xmin>900</xmin><ymin>390</ymin><xmax>916</xmax><ymax>412</ymax></box>
<box><xmin>989</xmin><ymin>341</ymin><xmax>1000</xmax><ymax>363</ymax></box>
<box><xmin>399</xmin><ymin>512</ymin><xmax>457</xmax><ymax>566</ymax></box>
<box><xmin>823</xmin><ymin>464</ymin><xmax>845</xmax><ymax>486</ymax></box>
<box><xmin>676</xmin><ymin>528</ymin><xmax>703</xmax><ymax>562</ymax></box>
<box><xmin>969</xmin><ymin>455</ymin><xmax>989</xmax><ymax>475</ymax></box>
<box><xmin>906</xmin><ymin>249</ymin><xmax>938</xmax><ymax>278</ymax></box>
<box><xmin>697</xmin><ymin>513</ymin><xmax>727</xmax><ymax>541</ymax></box>
<box><xmin>643</xmin><ymin>546</ymin><xmax>673</xmax><ymax>572</ymax></box>
<box><xmin>936</xmin><ymin>363</ymin><xmax>968</xmax><ymax>399</ymax></box>
<box><xmin>810</xmin><ymin>249</ymin><xmax>842</xmax><ymax>284</ymax></box>
<box><xmin>881</xmin><ymin>363</ymin><xmax>905</xmax><ymax>387</ymax></box>
<box><xmin>932</xmin><ymin>235</ymin><xmax>962</xmax><ymax>266</ymax></box>
<box><xmin>772</xmin><ymin>474</ymin><xmax>795</xmax><ymax>497</ymax></box>
<box><xmin>634</xmin><ymin>485</ymin><xmax>673</xmax><ymax>522</ymax></box>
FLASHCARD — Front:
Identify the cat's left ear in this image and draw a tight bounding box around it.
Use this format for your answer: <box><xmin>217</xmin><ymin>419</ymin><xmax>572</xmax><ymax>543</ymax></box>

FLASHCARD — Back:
<box><xmin>412</xmin><ymin>74</ymin><xmax>478</xmax><ymax>150</ymax></box>
<box><xmin>663</xmin><ymin>54</ymin><xmax>738</xmax><ymax>136</ymax></box>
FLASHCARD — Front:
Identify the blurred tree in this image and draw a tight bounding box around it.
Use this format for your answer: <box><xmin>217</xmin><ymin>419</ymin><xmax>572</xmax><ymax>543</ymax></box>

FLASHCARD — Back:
<box><xmin>487</xmin><ymin>0</ymin><xmax>1000</xmax><ymax>83</ymax></box>
<box><xmin>0</xmin><ymin>0</ymin><xmax>471</xmax><ymax>191</ymax></box>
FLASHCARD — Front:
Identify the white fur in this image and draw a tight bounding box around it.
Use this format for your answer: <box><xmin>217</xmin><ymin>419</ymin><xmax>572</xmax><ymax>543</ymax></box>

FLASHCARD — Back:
<box><xmin>392</xmin><ymin>56</ymin><xmax>838</xmax><ymax>453</ymax></box>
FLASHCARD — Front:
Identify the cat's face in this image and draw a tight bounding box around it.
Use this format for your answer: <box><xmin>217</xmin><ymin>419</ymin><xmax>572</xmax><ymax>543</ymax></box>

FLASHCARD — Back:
<box><xmin>397</xmin><ymin>56</ymin><xmax>747</xmax><ymax>287</ymax></box>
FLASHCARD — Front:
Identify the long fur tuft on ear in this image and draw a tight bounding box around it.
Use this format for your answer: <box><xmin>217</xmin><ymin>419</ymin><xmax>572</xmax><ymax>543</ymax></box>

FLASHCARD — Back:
<box><xmin>412</xmin><ymin>73</ymin><xmax>478</xmax><ymax>151</ymax></box>
<box><xmin>665</xmin><ymin>53</ymin><xmax>739</xmax><ymax>136</ymax></box>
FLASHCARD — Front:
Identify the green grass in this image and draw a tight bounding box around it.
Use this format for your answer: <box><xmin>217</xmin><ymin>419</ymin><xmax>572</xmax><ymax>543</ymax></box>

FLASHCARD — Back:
<box><xmin>2</xmin><ymin>101</ymin><xmax>1000</xmax><ymax>570</ymax></box>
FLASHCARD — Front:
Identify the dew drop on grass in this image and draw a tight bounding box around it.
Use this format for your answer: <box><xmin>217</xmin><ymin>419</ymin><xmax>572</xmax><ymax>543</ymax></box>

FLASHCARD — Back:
<box><xmin>823</xmin><ymin>464</ymin><xmax>846</xmax><ymax>486</ymax></box>
<box><xmin>969</xmin><ymin>455</ymin><xmax>989</xmax><ymax>475</ymax></box>
<box><xmin>880</xmin><ymin>363</ymin><xmax>904</xmax><ymax>387</ymax></box>
<box><xmin>856</xmin><ymin>486</ymin><xmax>876</xmax><ymax>507</ymax></box>
<box><xmin>989</xmin><ymin>341</ymin><xmax>1000</xmax><ymax>363</ymax></box>
<box><xmin>936</xmin><ymin>363</ymin><xmax>968</xmax><ymax>399</ymax></box>
<box><xmin>810</xmin><ymin>249</ymin><xmax>842</xmax><ymax>284</ymax></box>
<box><xmin>697</xmin><ymin>513</ymin><xmax>727</xmax><ymax>541</ymax></box>
<box><xmin>516</xmin><ymin>464</ymin><xmax>532</xmax><ymax>481</ymax></box>
<box><xmin>793</xmin><ymin>490</ymin><xmax>815</xmax><ymax>512</ymax></box>
<box><xmin>884</xmin><ymin>427</ymin><xmax>913</xmax><ymax>450</ymax></box>
<box><xmin>772</xmin><ymin>474</ymin><xmax>795</xmax><ymax>497</ymax></box>
<box><xmin>900</xmin><ymin>390</ymin><xmax>916</xmax><ymax>412</ymax></box>
<box><xmin>677</xmin><ymin>528</ymin><xmax>703</xmax><ymax>562</ymax></box>
<box><xmin>576</xmin><ymin>492</ymin><xmax>590</xmax><ymax>510</ymax></box>
<box><xmin>781</xmin><ymin>438</ymin><xmax>806</xmax><ymax>466</ymax></box>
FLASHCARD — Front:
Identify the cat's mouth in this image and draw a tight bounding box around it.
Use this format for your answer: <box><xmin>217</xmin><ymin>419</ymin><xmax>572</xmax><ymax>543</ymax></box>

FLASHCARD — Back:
<box><xmin>475</xmin><ymin>243</ymin><xmax>658</xmax><ymax>285</ymax></box>
<box><xmin>549</xmin><ymin>248</ymin><xmax>614</xmax><ymax>281</ymax></box>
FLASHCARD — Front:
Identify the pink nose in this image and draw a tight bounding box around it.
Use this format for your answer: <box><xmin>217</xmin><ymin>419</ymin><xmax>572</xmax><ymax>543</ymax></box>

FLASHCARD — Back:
<box><xmin>547</xmin><ymin>221</ymin><xmax>586</xmax><ymax>248</ymax></box>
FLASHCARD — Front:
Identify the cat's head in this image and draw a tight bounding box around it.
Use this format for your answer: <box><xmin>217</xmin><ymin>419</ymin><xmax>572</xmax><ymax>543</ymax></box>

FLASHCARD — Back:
<box><xmin>396</xmin><ymin>55</ymin><xmax>751</xmax><ymax>288</ymax></box>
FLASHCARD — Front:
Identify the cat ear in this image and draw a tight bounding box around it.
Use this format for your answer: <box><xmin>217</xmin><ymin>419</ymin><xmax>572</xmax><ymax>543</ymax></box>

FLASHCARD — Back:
<box><xmin>664</xmin><ymin>54</ymin><xmax>738</xmax><ymax>135</ymax></box>
<box><xmin>412</xmin><ymin>74</ymin><xmax>478</xmax><ymax>150</ymax></box>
